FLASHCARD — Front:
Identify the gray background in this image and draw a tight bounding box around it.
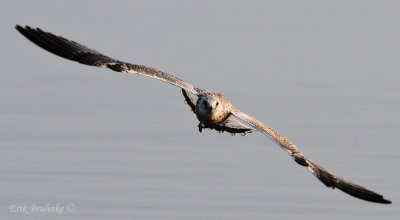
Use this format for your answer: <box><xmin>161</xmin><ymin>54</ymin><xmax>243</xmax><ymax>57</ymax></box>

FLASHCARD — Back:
<box><xmin>1</xmin><ymin>0</ymin><xmax>399</xmax><ymax>219</ymax></box>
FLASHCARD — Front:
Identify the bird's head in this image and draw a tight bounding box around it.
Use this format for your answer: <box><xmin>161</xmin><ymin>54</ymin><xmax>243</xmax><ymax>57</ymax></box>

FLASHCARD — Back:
<box><xmin>195</xmin><ymin>93</ymin><xmax>231</xmax><ymax>123</ymax></box>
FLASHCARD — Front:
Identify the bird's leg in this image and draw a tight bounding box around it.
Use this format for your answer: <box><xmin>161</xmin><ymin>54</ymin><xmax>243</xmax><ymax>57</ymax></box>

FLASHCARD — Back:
<box><xmin>198</xmin><ymin>123</ymin><xmax>203</xmax><ymax>133</ymax></box>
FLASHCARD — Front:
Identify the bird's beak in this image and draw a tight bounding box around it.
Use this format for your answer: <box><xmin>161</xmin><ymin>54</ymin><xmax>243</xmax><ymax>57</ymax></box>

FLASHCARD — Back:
<box><xmin>207</xmin><ymin>103</ymin><xmax>213</xmax><ymax>112</ymax></box>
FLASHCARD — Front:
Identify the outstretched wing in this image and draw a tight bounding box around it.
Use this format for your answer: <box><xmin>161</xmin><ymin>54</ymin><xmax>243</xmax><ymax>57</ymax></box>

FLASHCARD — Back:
<box><xmin>232</xmin><ymin>109</ymin><xmax>391</xmax><ymax>204</ymax></box>
<box><xmin>15</xmin><ymin>25</ymin><xmax>200</xmax><ymax>95</ymax></box>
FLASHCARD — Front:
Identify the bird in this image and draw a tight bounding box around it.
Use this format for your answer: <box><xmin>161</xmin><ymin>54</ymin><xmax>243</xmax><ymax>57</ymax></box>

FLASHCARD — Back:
<box><xmin>15</xmin><ymin>25</ymin><xmax>391</xmax><ymax>204</ymax></box>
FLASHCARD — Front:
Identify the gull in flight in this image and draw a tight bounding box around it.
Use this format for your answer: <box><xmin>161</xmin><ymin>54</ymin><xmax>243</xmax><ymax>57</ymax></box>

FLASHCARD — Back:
<box><xmin>15</xmin><ymin>25</ymin><xmax>391</xmax><ymax>204</ymax></box>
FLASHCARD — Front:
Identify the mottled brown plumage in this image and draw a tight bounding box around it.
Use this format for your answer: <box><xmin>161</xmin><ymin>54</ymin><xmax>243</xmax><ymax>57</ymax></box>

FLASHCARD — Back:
<box><xmin>15</xmin><ymin>25</ymin><xmax>391</xmax><ymax>204</ymax></box>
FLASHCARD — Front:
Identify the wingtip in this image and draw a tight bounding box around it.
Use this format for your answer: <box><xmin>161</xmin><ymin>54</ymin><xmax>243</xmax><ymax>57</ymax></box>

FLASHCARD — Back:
<box><xmin>372</xmin><ymin>195</ymin><xmax>391</xmax><ymax>204</ymax></box>
<box><xmin>15</xmin><ymin>24</ymin><xmax>23</xmax><ymax>31</ymax></box>
<box><xmin>15</xmin><ymin>25</ymin><xmax>35</xmax><ymax>32</ymax></box>
<box><xmin>382</xmin><ymin>198</ymin><xmax>392</xmax><ymax>204</ymax></box>
<box><xmin>15</xmin><ymin>25</ymin><xmax>31</xmax><ymax>34</ymax></box>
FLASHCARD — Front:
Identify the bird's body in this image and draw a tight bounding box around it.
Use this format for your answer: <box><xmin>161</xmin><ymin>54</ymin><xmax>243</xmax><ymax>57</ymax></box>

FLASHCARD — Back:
<box><xmin>15</xmin><ymin>25</ymin><xmax>391</xmax><ymax>204</ymax></box>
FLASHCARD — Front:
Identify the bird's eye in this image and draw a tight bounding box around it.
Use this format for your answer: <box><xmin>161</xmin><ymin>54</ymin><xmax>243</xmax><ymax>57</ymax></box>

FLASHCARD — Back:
<box><xmin>203</xmin><ymin>100</ymin><xmax>207</xmax><ymax>106</ymax></box>
<box><xmin>216</xmin><ymin>102</ymin><xmax>219</xmax><ymax>106</ymax></box>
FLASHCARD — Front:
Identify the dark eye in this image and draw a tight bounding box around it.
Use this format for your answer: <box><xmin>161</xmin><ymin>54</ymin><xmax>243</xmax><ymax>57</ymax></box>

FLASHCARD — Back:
<box><xmin>203</xmin><ymin>100</ymin><xmax>207</xmax><ymax>106</ymax></box>
<box><xmin>216</xmin><ymin>102</ymin><xmax>219</xmax><ymax>106</ymax></box>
